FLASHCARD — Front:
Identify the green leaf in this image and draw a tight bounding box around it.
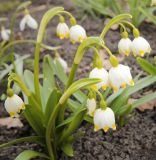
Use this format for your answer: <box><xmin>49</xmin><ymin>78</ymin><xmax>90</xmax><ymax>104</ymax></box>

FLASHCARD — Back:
<box><xmin>0</xmin><ymin>136</ymin><xmax>45</xmax><ymax>148</ymax></box>
<box><xmin>58</xmin><ymin>106</ymin><xmax>86</xmax><ymax>144</ymax></box>
<box><xmin>137</xmin><ymin>57</ymin><xmax>156</xmax><ymax>75</ymax></box>
<box><xmin>15</xmin><ymin>150</ymin><xmax>49</xmax><ymax>160</ymax></box>
<box><xmin>61</xmin><ymin>143</ymin><xmax>74</xmax><ymax>157</ymax></box>
<box><xmin>24</xmin><ymin>70</ymin><xmax>35</xmax><ymax>92</ymax></box>
<box><xmin>45</xmin><ymin>89</ymin><xmax>61</xmax><ymax>125</ymax></box>
<box><xmin>42</xmin><ymin>55</ymin><xmax>55</xmax><ymax>110</ymax></box>
<box><xmin>24</xmin><ymin>101</ymin><xmax>45</xmax><ymax>136</ymax></box>
<box><xmin>132</xmin><ymin>92</ymin><xmax>156</xmax><ymax>109</ymax></box>
<box><xmin>59</xmin><ymin>78</ymin><xmax>102</xmax><ymax>104</ymax></box>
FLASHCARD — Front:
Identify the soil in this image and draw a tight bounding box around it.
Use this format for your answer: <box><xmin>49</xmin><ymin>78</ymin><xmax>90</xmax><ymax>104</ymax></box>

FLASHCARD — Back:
<box><xmin>0</xmin><ymin>0</ymin><xmax>156</xmax><ymax>160</ymax></box>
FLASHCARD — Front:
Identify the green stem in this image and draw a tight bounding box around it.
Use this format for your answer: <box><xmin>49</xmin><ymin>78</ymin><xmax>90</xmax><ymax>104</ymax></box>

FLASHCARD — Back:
<box><xmin>66</xmin><ymin>37</ymin><xmax>104</xmax><ymax>89</ymax></box>
<box><xmin>65</xmin><ymin>63</ymin><xmax>78</xmax><ymax>89</ymax></box>
<box><xmin>34</xmin><ymin>7</ymin><xmax>64</xmax><ymax>108</ymax></box>
<box><xmin>0</xmin><ymin>39</ymin><xmax>60</xmax><ymax>58</ymax></box>
<box><xmin>100</xmin><ymin>14</ymin><xmax>132</xmax><ymax>39</ymax></box>
<box><xmin>121</xmin><ymin>20</ymin><xmax>136</xmax><ymax>29</ymax></box>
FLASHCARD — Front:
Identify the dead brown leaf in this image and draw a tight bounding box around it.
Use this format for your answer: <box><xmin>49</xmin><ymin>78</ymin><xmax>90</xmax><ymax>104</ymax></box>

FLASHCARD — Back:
<box><xmin>128</xmin><ymin>98</ymin><xmax>156</xmax><ymax>112</ymax></box>
<box><xmin>0</xmin><ymin>117</ymin><xmax>23</xmax><ymax>129</ymax></box>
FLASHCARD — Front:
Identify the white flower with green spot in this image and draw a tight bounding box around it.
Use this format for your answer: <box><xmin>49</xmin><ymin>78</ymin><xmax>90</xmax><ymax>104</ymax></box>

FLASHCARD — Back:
<box><xmin>86</xmin><ymin>98</ymin><xmax>96</xmax><ymax>117</ymax></box>
<box><xmin>94</xmin><ymin>108</ymin><xmax>116</xmax><ymax>132</ymax></box>
<box><xmin>69</xmin><ymin>25</ymin><xmax>86</xmax><ymax>43</ymax></box>
<box><xmin>4</xmin><ymin>94</ymin><xmax>25</xmax><ymax>118</ymax></box>
<box><xmin>89</xmin><ymin>67</ymin><xmax>109</xmax><ymax>90</ymax></box>
<box><xmin>118</xmin><ymin>38</ymin><xmax>132</xmax><ymax>56</ymax></box>
<box><xmin>56</xmin><ymin>22</ymin><xmax>69</xmax><ymax>39</ymax></box>
<box><xmin>131</xmin><ymin>36</ymin><xmax>151</xmax><ymax>57</ymax></box>
<box><xmin>109</xmin><ymin>64</ymin><xmax>134</xmax><ymax>92</ymax></box>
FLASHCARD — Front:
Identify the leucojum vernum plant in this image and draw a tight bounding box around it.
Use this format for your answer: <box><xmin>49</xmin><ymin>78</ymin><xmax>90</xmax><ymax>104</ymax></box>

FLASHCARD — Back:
<box><xmin>1</xmin><ymin>4</ymin><xmax>156</xmax><ymax>160</ymax></box>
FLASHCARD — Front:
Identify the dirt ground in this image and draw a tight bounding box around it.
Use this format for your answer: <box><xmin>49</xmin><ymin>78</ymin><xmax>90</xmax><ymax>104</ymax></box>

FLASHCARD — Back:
<box><xmin>0</xmin><ymin>0</ymin><xmax>156</xmax><ymax>160</ymax></box>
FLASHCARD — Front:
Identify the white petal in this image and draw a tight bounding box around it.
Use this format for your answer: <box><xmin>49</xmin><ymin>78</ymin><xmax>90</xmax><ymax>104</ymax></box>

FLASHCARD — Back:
<box><xmin>89</xmin><ymin>67</ymin><xmax>109</xmax><ymax>89</ymax></box>
<box><xmin>26</xmin><ymin>15</ymin><xmax>38</xmax><ymax>30</ymax></box>
<box><xmin>20</xmin><ymin>16</ymin><xmax>27</xmax><ymax>31</ymax></box>
<box><xmin>87</xmin><ymin>98</ymin><xmax>96</xmax><ymax>116</ymax></box>
<box><xmin>131</xmin><ymin>36</ymin><xmax>151</xmax><ymax>56</ymax></box>
<box><xmin>103</xmin><ymin>108</ymin><xmax>115</xmax><ymax>128</ymax></box>
<box><xmin>56</xmin><ymin>23</ymin><xmax>69</xmax><ymax>39</ymax></box>
<box><xmin>1</xmin><ymin>29</ymin><xmax>10</xmax><ymax>41</ymax></box>
<box><xmin>94</xmin><ymin>109</ymin><xmax>106</xmax><ymax>129</ymax></box>
<box><xmin>118</xmin><ymin>38</ymin><xmax>132</xmax><ymax>56</ymax></box>
<box><xmin>70</xmin><ymin>25</ymin><xmax>86</xmax><ymax>42</ymax></box>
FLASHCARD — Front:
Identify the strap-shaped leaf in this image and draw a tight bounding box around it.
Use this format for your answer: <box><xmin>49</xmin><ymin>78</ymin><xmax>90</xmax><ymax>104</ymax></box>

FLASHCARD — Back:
<box><xmin>59</xmin><ymin>78</ymin><xmax>101</xmax><ymax>104</ymax></box>
<box><xmin>61</xmin><ymin>143</ymin><xmax>74</xmax><ymax>157</ymax></box>
<box><xmin>24</xmin><ymin>70</ymin><xmax>35</xmax><ymax>92</ymax></box>
<box><xmin>58</xmin><ymin>107</ymin><xmax>86</xmax><ymax>144</ymax></box>
<box><xmin>137</xmin><ymin>57</ymin><xmax>156</xmax><ymax>75</ymax></box>
<box><xmin>0</xmin><ymin>136</ymin><xmax>45</xmax><ymax>148</ymax></box>
<box><xmin>15</xmin><ymin>150</ymin><xmax>49</xmax><ymax>160</ymax></box>
<box><xmin>24</xmin><ymin>102</ymin><xmax>45</xmax><ymax>136</ymax></box>
<box><xmin>42</xmin><ymin>55</ymin><xmax>55</xmax><ymax>110</ymax></box>
<box><xmin>45</xmin><ymin>89</ymin><xmax>61</xmax><ymax>125</ymax></box>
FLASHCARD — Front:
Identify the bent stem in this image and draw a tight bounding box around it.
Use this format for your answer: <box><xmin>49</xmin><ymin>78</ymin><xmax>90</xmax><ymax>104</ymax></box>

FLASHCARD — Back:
<box><xmin>100</xmin><ymin>14</ymin><xmax>132</xmax><ymax>39</ymax></box>
<box><xmin>0</xmin><ymin>39</ymin><xmax>60</xmax><ymax>58</ymax></box>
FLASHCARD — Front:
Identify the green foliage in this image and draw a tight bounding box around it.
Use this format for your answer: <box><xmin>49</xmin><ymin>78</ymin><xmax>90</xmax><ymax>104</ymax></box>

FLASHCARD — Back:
<box><xmin>72</xmin><ymin>0</ymin><xmax>155</xmax><ymax>27</ymax></box>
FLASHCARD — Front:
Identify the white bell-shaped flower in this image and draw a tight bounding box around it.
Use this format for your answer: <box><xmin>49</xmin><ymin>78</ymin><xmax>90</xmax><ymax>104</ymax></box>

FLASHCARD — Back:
<box><xmin>131</xmin><ymin>36</ymin><xmax>151</xmax><ymax>57</ymax></box>
<box><xmin>54</xmin><ymin>57</ymin><xmax>68</xmax><ymax>73</ymax></box>
<box><xmin>1</xmin><ymin>27</ymin><xmax>11</xmax><ymax>41</ymax></box>
<box><xmin>118</xmin><ymin>38</ymin><xmax>132</xmax><ymax>56</ymax></box>
<box><xmin>69</xmin><ymin>24</ymin><xmax>86</xmax><ymax>43</ymax></box>
<box><xmin>109</xmin><ymin>64</ymin><xmax>134</xmax><ymax>92</ymax></box>
<box><xmin>20</xmin><ymin>14</ymin><xmax>38</xmax><ymax>31</ymax></box>
<box><xmin>89</xmin><ymin>67</ymin><xmax>109</xmax><ymax>90</ymax></box>
<box><xmin>86</xmin><ymin>98</ymin><xmax>96</xmax><ymax>116</ymax></box>
<box><xmin>4</xmin><ymin>94</ymin><xmax>25</xmax><ymax>118</ymax></box>
<box><xmin>56</xmin><ymin>22</ymin><xmax>69</xmax><ymax>39</ymax></box>
<box><xmin>151</xmin><ymin>0</ymin><xmax>156</xmax><ymax>6</ymax></box>
<box><xmin>94</xmin><ymin>108</ymin><xmax>116</xmax><ymax>132</ymax></box>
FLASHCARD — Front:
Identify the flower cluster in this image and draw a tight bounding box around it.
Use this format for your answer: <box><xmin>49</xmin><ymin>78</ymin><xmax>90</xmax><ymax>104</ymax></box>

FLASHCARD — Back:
<box><xmin>56</xmin><ymin>16</ymin><xmax>86</xmax><ymax>43</ymax></box>
<box><xmin>118</xmin><ymin>30</ymin><xmax>151</xmax><ymax>57</ymax></box>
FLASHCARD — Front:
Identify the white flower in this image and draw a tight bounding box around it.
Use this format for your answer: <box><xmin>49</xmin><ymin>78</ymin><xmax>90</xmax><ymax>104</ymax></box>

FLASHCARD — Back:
<box><xmin>131</xmin><ymin>36</ymin><xmax>151</xmax><ymax>57</ymax></box>
<box><xmin>86</xmin><ymin>98</ymin><xmax>96</xmax><ymax>116</ymax></box>
<box><xmin>89</xmin><ymin>67</ymin><xmax>109</xmax><ymax>90</ymax></box>
<box><xmin>54</xmin><ymin>57</ymin><xmax>68</xmax><ymax>73</ymax></box>
<box><xmin>94</xmin><ymin>108</ymin><xmax>116</xmax><ymax>132</ymax></box>
<box><xmin>20</xmin><ymin>14</ymin><xmax>38</xmax><ymax>31</ymax></box>
<box><xmin>1</xmin><ymin>28</ymin><xmax>11</xmax><ymax>41</ymax></box>
<box><xmin>151</xmin><ymin>0</ymin><xmax>156</xmax><ymax>6</ymax></box>
<box><xmin>69</xmin><ymin>24</ymin><xmax>86</xmax><ymax>43</ymax></box>
<box><xmin>56</xmin><ymin>22</ymin><xmax>69</xmax><ymax>39</ymax></box>
<box><xmin>4</xmin><ymin>94</ymin><xmax>25</xmax><ymax>118</ymax></box>
<box><xmin>109</xmin><ymin>64</ymin><xmax>134</xmax><ymax>92</ymax></box>
<box><xmin>118</xmin><ymin>38</ymin><xmax>132</xmax><ymax>56</ymax></box>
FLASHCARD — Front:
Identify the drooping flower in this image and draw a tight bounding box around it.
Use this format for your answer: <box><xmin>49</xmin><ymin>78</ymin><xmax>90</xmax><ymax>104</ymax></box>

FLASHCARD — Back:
<box><xmin>109</xmin><ymin>64</ymin><xmax>134</xmax><ymax>92</ymax></box>
<box><xmin>20</xmin><ymin>13</ymin><xmax>38</xmax><ymax>31</ymax></box>
<box><xmin>56</xmin><ymin>22</ymin><xmax>69</xmax><ymax>39</ymax></box>
<box><xmin>1</xmin><ymin>27</ymin><xmax>11</xmax><ymax>41</ymax></box>
<box><xmin>89</xmin><ymin>67</ymin><xmax>109</xmax><ymax>90</ymax></box>
<box><xmin>131</xmin><ymin>36</ymin><xmax>151</xmax><ymax>57</ymax></box>
<box><xmin>118</xmin><ymin>38</ymin><xmax>132</xmax><ymax>56</ymax></box>
<box><xmin>69</xmin><ymin>24</ymin><xmax>86</xmax><ymax>43</ymax></box>
<box><xmin>94</xmin><ymin>108</ymin><xmax>116</xmax><ymax>132</ymax></box>
<box><xmin>86</xmin><ymin>98</ymin><xmax>96</xmax><ymax>116</ymax></box>
<box><xmin>4</xmin><ymin>94</ymin><xmax>25</xmax><ymax>118</ymax></box>
<box><xmin>54</xmin><ymin>56</ymin><xmax>68</xmax><ymax>73</ymax></box>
